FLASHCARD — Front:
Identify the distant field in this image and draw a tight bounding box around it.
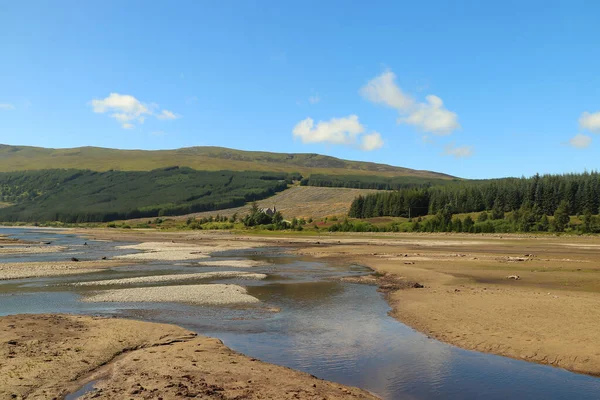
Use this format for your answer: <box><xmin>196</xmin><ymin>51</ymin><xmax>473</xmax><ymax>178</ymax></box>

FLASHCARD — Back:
<box><xmin>0</xmin><ymin>202</ymin><xmax>12</xmax><ymax>209</ymax></box>
<box><xmin>176</xmin><ymin>186</ymin><xmax>381</xmax><ymax>220</ymax></box>
<box><xmin>0</xmin><ymin>145</ymin><xmax>453</xmax><ymax>179</ymax></box>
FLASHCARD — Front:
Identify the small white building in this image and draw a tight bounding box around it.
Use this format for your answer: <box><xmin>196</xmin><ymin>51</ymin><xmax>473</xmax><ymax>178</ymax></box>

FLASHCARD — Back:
<box><xmin>260</xmin><ymin>206</ymin><xmax>277</xmax><ymax>216</ymax></box>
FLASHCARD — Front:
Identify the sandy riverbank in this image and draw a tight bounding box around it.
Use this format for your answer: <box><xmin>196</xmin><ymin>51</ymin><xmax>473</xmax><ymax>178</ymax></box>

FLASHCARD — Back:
<box><xmin>11</xmin><ymin>227</ymin><xmax>600</xmax><ymax>377</ymax></box>
<box><xmin>292</xmin><ymin>233</ymin><xmax>600</xmax><ymax>376</ymax></box>
<box><xmin>0</xmin><ymin>314</ymin><xmax>377</xmax><ymax>400</ymax></box>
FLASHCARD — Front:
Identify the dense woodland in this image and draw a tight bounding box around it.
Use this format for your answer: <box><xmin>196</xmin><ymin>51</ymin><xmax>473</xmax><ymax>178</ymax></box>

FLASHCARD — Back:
<box><xmin>349</xmin><ymin>172</ymin><xmax>600</xmax><ymax>233</ymax></box>
<box><xmin>301</xmin><ymin>174</ymin><xmax>450</xmax><ymax>190</ymax></box>
<box><xmin>0</xmin><ymin>168</ymin><xmax>296</xmax><ymax>223</ymax></box>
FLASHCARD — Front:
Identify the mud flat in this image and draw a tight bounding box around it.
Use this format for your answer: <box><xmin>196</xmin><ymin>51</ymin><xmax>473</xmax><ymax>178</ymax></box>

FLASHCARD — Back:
<box><xmin>0</xmin><ymin>260</ymin><xmax>129</xmax><ymax>280</ymax></box>
<box><xmin>0</xmin><ymin>314</ymin><xmax>376</xmax><ymax>400</ymax></box>
<box><xmin>82</xmin><ymin>284</ymin><xmax>260</xmax><ymax>305</ymax></box>
<box><xmin>72</xmin><ymin>271</ymin><xmax>267</xmax><ymax>286</ymax></box>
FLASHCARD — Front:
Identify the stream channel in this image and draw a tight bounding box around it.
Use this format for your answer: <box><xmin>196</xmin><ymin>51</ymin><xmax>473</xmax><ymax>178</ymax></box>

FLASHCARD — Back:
<box><xmin>1</xmin><ymin>227</ymin><xmax>599</xmax><ymax>399</ymax></box>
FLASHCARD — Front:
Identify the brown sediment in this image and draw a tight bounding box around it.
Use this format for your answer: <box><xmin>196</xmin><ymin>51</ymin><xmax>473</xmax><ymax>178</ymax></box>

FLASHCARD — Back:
<box><xmin>82</xmin><ymin>284</ymin><xmax>261</xmax><ymax>305</ymax></box>
<box><xmin>0</xmin><ymin>245</ymin><xmax>66</xmax><ymax>254</ymax></box>
<box><xmin>294</xmin><ymin>233</ymin><xmax>600</xmax><ymax>377</ymax></box>
<box><xmin>0</xmin><ymin>260</ymin><xmax>130</xmax><ymax>280</ymax></box>
<box><xmin>15</xmin><ymin>228</ymin><xmax>600</xmax><ymax>377</ymax></box>
<box><xmin>0</xmin><ymin>314</ymin><xmax>378</xmax><ymax>400</ymax></box>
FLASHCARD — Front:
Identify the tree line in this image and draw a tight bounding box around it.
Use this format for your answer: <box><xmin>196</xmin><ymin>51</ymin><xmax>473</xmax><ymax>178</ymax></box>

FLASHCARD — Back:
<box><xmin>0</xmin><ymin>168</ymin><xmax>296</xmax><ymax>223</ymax></box>
<box><xmin>348</xmin><ymin>172</ymin><xmax>600</xmax><ymax>233</ymax></box>
<box><xmin>300</xmin><ymin>173</ymin><xmax>451</xmax><ymax>190</ymax></box>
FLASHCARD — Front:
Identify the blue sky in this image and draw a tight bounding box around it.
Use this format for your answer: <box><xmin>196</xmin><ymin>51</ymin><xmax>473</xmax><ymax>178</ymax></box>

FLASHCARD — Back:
<box><xmin>1</xmin><ymin>1</ymin><xmax>599</xmax><ymax>179</ymax></box>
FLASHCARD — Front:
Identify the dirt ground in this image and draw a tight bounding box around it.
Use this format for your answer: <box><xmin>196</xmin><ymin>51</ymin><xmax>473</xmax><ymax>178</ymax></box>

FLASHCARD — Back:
<box><xmin>0</xmin><ymin>314</ymin><xmax>377</xmax><ymax>400</ymax></box>
<box><xmin>293</xmin><ymin>233</ymin><xmax>600</xmax><ymax>376</ymax></box>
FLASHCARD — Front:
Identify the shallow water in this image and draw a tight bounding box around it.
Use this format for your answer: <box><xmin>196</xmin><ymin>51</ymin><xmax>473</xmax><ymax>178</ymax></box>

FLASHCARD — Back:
<box><xmin>1</xmin><ymin>228</ymin><xmax>599</xmax><ymax>399</ymax></box>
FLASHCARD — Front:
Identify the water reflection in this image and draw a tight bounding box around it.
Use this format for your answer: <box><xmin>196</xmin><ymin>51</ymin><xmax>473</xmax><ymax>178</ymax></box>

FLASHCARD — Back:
<box><xmin>1</xmin><ymin>228</ymin><xmax>599</xmax><ymax>399</ymax></box>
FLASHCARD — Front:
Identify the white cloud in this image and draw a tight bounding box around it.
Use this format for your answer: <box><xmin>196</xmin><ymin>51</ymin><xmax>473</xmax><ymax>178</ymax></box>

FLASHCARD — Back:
<box><xmin>444</xmin><ymin>143</ymin><xmax>474</xmax><ymax>158</ymax></box>
<box><xmin>308</xmin><ymin>94</ymin><xmax>321</xmax><ymax>104</ymax></box>
<box><xmin>292</xmin><ymin>115</ymin><xmax>383</xmax><ymax>151</ymax></box>
<box><xmin>90</xmin><ymin>93</ymin><xmax>181</xmax><ymax>129</ymax></box>
<box><xmin>0</xmin><ymin>103</ymin><xmax>15</xmax><ymax>110</ymax></box>
<box><xmin>400</xmin><ymin>95</ymin><xmax>459</xmax><ymax>135</ymax></box>
<box><xmin>361</xmin><ymin>70</ymin><xmax>460</xmax><ymax>135</ymax></box>
<box><xmin>91</xmin><ymin>93</ymin><xmax>151</xmax><ymax>129</ymax></box>
<box><xmin>579</xmin><ymin>111</ymin><xmax>600</xmax><ymax>132</ymax></box>
<box><xmin>569</xmin><ymin>133</ymin><xmax>592</xmax><ymax>149</ymax></box>
<box><xmin>360</xmin><ymin>70</ymin><xmax>415</xmax><ymax>110</ymax></box>
<box><xmin>157</xmin><ymin>110</ymin><xmax>180</xmax><ymax>120</ymax></box>
<box><xmin>360</xmin><ymin>132</ymin><xmax>384</xmax><ymax>151</ymax></box>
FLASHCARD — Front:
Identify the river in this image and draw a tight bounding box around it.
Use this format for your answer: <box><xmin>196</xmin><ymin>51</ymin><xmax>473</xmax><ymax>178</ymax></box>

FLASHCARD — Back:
<box><xmin>1</xmin><ymin>227</ymin><xmax>599</xmax><ymax>399</ymax></box>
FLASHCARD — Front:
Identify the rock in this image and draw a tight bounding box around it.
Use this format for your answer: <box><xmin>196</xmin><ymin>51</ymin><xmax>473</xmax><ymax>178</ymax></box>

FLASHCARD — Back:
<box><xmin>71</xmin><ymin>257</ymin><xmax>79</xmax><ymax>262</ymax></box>
<box><xmin>7</xmin><ymin>340</ymin><xmax>17</xmax><ymax>345</ymax></box>
<box><xmin>412</xmin><ymin>282</ymin><xmax>424</xmax><ymax>288</ymax></box>
<box><xmin>101</xmin><ymin>256</ymin><xmax>107</xmax><ymax>260</ymax></box>
<box><xmin>506</xmin><ymin>275</ymin><xmax>521</xmax><ymax>280</ymax></box>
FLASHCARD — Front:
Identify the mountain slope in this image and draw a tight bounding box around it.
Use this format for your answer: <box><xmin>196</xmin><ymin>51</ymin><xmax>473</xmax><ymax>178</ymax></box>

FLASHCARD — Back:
<box><xmin>0</xmin><ymin>145</ymin><xmax>454</xmax><ymax>179</ymax></box>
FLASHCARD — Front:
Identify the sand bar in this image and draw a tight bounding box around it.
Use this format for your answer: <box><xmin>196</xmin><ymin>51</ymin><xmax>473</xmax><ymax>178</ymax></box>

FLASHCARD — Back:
<box><xmin>114</xmin><ymin>242</ymin><xmax>214</xmax><ymax>261</ymax></box>
<box><xmin>0</xmin><ymin>314</ymin><xmax>376</xmax><ymax>400</ymax></box>
<box><xmin>72</xmin><ymin>271</ymin><xmax>267</xmax><ymax>286</ymax></box>
<box><xmin>0</xmin><ymin>260</ymin><xmax>128</xmax><ymax>280</ymax></box>
<box><xmin>83</xmin><ymin>283</ymin><xmax>259</xmax><ymax>305</ymax></box>
<box><xmin>0</xmin><ymin>245</ymin><xmax>66</xmax><ymax>254</ymax></box>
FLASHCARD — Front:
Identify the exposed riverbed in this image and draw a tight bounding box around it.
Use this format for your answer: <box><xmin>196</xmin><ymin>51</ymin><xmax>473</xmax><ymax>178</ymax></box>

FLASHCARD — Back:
<box><xmin>1</xmin><ymin>227</ymin><xmax>599</xmax><ymax>399</ymax></box>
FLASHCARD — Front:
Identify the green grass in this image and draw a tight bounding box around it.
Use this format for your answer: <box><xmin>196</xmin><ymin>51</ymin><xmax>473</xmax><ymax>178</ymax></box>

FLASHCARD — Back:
<box><xmin>0</xmin><ymin>144</ymin><xmax>453</xmax><ymax>179</ymax></box>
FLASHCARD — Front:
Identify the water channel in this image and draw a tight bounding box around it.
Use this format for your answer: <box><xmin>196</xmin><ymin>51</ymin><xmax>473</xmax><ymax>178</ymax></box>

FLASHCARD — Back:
<box><xmin>1</xmin><ymin>227</ymin><xmax>599</xmax><ymax>399</ymax></box>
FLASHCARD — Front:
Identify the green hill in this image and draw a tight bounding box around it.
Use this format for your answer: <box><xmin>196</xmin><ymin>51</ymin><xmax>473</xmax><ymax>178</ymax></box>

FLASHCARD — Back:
<box><xmin>0</xmin><ymin>144</ymin><xmax>453</xmax><ymax>179</ymax></box>
<box><xmin>0</xmin><ymin>168</ymin><xmax>295</xmax><ymax>223</ymax></box>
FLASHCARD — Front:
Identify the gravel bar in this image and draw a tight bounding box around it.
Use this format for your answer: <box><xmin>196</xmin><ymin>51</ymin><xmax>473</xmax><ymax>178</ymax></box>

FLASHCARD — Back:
<box><xmin>82</xmin><ymin>284</ymin><xmax>260</xmax><ymax>305</ymax></box>
<box><xmin>72</xmin><ymin>271</ymin><xmax>267</xmax><ymax>286</ymax></box>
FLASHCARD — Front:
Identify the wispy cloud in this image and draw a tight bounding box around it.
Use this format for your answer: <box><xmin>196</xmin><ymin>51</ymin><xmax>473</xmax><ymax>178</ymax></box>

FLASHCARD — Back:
<box><xmin>90</xmin><ymin>93</ymin><xmax>181</xmax><ymax>129</ymax></box>
<box><xmin>308</xmin><ymin>93</ymin><xmax>321</xmax><ymax>104</ymax></box>
<box><xmin>579</xmin><ymin>111</ymin><xmax>600</xmax><ymax>132</ymax></box>
<box><xmin>444</xmin><ymin>143</ymin><xmax>474</xmax><ymax>158</ymax></box>
<box><xmin>361</xmin><ymin>70</ymin><xmax>460</xmax><ymax>135</ymax></box>
<box><xmin>157</xmin><ymin>110</ymin><xmax>181</xmax><ymax>120</ymax></box>
<box><xmin>569</xmin><ymin>133</ymin><xmax>592</xmax><ymax>149</ymax></box>
<box><xmin>292</xmin><ymin>115</ymin><xmax>383</xmax><ymax>151</ymax></box>
<box><xmin>0</xmin><ymin>103</ymin><xmax>16</xmax><ymax>110</ymax></box>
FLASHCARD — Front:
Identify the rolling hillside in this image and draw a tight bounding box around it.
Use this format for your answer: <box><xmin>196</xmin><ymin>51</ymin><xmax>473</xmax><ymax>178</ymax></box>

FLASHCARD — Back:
<box><xmin>174</xmin><ymin>186</ymin><xmax>381</xmax><ymax>220</ymax></box>
<box><xmin>0</xmin><ymin>168</ymin><xmax>294</xmax><ymax>222</ymax></box>
<box><xmin>0</xmin><ymin>144</ymin><xmax>453</xmax><ymax>179</ymax></box>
